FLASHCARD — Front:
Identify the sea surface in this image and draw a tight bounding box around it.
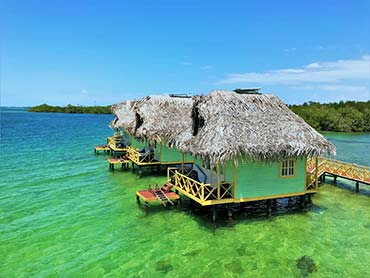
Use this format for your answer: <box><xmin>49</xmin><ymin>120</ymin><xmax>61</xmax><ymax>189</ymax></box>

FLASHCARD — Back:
<box><xmin>1</xmin><ymin>108</ymin><xmax>369</xmax><ymax>277</ymax></box>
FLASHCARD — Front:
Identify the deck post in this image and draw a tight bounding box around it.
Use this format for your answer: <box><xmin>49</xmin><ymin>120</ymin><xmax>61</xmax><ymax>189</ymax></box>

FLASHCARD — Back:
<box><xmin>181</xmin><ymin>152</ymin><xmax>184</xmax><ymax>174</ymax></box>
<box><xmin>355</xmin><ymin>181</ymin><xmax>359</xmax><ymax>193</ymax></box>
<box><xmin>217</xmin><ymin>162</ymin><xmax>221</xmax><ymax>200</ymax></box>
<box><xmin>233</xmin><ymin>161</ymin><xmax>237</xmax><ymax>198</ymax></box>
<box><xmin>315</xmin><ymin>157</ymin><xmax>319</xmax><ymax>190</ymax></box>
<box><xmin>333</xmin><ymin>176</ymin><xmax>337</xmax><ymax>184</ymax></box>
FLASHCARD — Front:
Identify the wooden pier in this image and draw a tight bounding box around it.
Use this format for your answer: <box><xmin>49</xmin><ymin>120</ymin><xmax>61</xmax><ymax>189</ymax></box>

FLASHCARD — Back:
<box><xmin>136</xmin><ymin>182</ymin><xmax>180</xmax><ymax>207</ymax></box>
<box><xmin>94</xmin><ymin>145</ymin><xmax>110</xmax><ymax>154</ymax></box>
<box><xmin>307</xmin><ymin>157</ymin><xmax>370</xmax><ymax>192</ymax></box>
<box><xmin>108</xmin><ymin>157</ymin><xmax>130</xmax><ymax>171</ymax></box>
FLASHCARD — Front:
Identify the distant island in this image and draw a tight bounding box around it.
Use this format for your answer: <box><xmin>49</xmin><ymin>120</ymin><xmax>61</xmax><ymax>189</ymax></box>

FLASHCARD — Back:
<box><xmin>290</xmin><ymin>100</ymin><xmax>369</xmax><ymax>132</ymax></box>
<box><xmin>29</xmin><ymin>100</ymin><xmax>369</xmax><ymax>132</ymax></box>
<box><xmin>28</xmin><ymin>104</ymin><xmax>111</xmax><ymax>114</ymax></box>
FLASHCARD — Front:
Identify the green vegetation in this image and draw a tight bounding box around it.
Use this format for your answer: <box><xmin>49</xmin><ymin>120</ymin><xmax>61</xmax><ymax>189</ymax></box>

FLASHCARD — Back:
<box><xmin>28</xmin><ymin>104</ymin><xmax>111</xmax><ymax>114</ymax></box>
<box><xmin>290</xmin><ymin>100</ymin><xmax>370</xmax><ymax>132</ymax></box>
<box><xmin>29</xmin><ymin>100</ymin><xmax>370</xmax><ymax>132</ymax></box>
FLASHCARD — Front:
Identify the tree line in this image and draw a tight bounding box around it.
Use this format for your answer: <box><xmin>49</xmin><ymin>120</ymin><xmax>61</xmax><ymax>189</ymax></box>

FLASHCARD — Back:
<box><xmin>28</xmin><ymin>104</ymin><xmax>111</xmax><ymax>114</ymax></box>
<box><xmin>289</xmin><ymin>100</ymin><xmax>370</xmax><ymax>132</ymax></box>
<box><xmin>29</xmin><ymin>100</ymin><xmax>370</xmax><ymax>132</ymax></box>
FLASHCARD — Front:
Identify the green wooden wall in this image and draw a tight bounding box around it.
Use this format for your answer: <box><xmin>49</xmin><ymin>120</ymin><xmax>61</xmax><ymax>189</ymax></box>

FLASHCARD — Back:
<box><xmin>235</xmin><ymin>158</ymin><xmax>306</xmax><ymax>198</ymax></box>
<box><xmin>160</xmin><ymin>145</ymin><xmax>193</xmax><ymax>162</ymax></box>
<box><xmin>122</xmin><ymin>131</ymin><xmax>131</xmax><ymax>145</ymax></box>
<box><xmin>131</xmin><ymin>137</ymin><xmax>146</xmax><ymax>148</ymax></box>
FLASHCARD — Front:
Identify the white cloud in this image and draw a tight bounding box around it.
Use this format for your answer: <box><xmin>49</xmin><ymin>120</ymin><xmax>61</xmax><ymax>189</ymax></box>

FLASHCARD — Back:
<box><xmin>80</xmin><ymin>89</ymin><xmax>88</xmax><ymax>95</ymax></box>
<box><xmin>180</xmin><ymin>61</ymin><xmax>192</xmax><ymax>66</ymax></box>
<box><xmin>284</xmin><ymin>47</ymin><xmax>297</xmax><ymax>52</ymax></box>
<box><xmin>218</xmin><ymin>55</ymin><xmax>370</xmax><ymax>85</ymax></box>
<box><xmin>201</xmin><ymin>65</ymin><xmax>213</xmax><ymax>70</ymax></box>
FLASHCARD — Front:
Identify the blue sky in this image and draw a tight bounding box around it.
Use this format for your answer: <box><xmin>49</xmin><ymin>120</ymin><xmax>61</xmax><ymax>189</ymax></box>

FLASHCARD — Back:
<box><xmin>1</xmin><ymin>0</ymin><xmax>369</xmax><ymax>106</ymax></box>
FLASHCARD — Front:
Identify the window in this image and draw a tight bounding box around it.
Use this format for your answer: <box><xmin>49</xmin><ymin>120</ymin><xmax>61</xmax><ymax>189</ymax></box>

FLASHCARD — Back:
<box><xmin>281</xmin><ymin>159</ymin><xmax>295</xmax><ymax>177</ymax></box>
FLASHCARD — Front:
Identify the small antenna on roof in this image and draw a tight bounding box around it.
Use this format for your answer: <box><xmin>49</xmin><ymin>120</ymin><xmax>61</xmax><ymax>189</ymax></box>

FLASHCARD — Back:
<box><xmin>169</xmin><ymin>93</ymin><xmax>192</xmax><ymax>98</ymax></box>
<box><xmin>234</xmin><ymin>88</ymin><xmax>261</xmax><ymax>94</ymax></box>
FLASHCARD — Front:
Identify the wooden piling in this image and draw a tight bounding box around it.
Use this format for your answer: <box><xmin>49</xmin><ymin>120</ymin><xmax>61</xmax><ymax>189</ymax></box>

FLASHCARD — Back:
<box><xmin>227</xmin><ymin>204</ymin><xmax>233</xmax><ymax>222</ymax></box>
<box><xmin>355</xmin><ymin>181</ymin><xmax>359</xmax><ymax>193</ymax></box>
<box><xmin>267</xmin><ymin>199</ymin><xmax>272</xmax><ymax>215</ymax></box>
<box><xmin>212</xmin><ymin>206</ymin><xmax>217</xmax><ymax>225</ymax></box>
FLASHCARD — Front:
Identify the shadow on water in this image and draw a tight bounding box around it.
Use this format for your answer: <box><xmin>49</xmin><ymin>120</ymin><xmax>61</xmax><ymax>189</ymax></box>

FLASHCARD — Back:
<box><xmin>154</xmin><ymin>196</ymin><xmax>327</xmax><ymax>231</ymax></box>
<box><xmin>321</xmin><ymin>177</ymin><xmax>370</xmax><ymax>198</ymax></box>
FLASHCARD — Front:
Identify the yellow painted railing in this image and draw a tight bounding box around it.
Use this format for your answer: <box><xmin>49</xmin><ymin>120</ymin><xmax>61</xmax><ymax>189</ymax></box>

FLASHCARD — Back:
<box><xmin>167</xmin><ymin>167</ymin><xmax>233</xmax><ymax>205</ymax></box>
<box><xmin>306</xmin><ymin>157</ymin><xmax>370</xmax><ymax>186</ymax></box>
<box><xmin>127</xmin><ymin>146</ymin><xmax>157</xmax><ymax>164</ymax></box>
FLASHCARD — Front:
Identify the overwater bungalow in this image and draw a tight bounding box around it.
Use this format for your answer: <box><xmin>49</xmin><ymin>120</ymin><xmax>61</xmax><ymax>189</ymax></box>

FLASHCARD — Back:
<box><xmin>111</xmin><ymin>95</ymin><xmax>194</xmax><ymax>176</ymax></box>
<box><xmin>130</xmin><ymin>90</ymin><xmax>336</xmax><ymax>208</ymax></box>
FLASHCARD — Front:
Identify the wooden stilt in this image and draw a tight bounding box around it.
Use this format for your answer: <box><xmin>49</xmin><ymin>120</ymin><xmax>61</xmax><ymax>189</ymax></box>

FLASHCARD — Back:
<box><xmin>333</xmin><ymin>176</ymin><xmax>337</xmax><ymax>184</ymax></box>
<box><xmin>307</xmin><ymin>194</ymin><xmax>312</xmax><ymax>204</ymax></box>
<box><xmin>267</xmin><ymin>199</ymin><xmax>272</xmax><ymax>215</ymax></box>
<box><xmin>227</xmin><ymin>204</ymin><xmax>233</xmax><ymax>222</ymax></box>
<box><xmin>355</xmin><ymin>181</ymin><xmax>359</xmax><ymax>193</ymax></box>
<box><xmin>212</xmin><ymin>206</ymin><xmax>217</xmax><ymax>225</ymax></box>
<box><xmin>322</xmin><ymin>173</ymin><xmax>326</xmax><ymax>183</ymax></box>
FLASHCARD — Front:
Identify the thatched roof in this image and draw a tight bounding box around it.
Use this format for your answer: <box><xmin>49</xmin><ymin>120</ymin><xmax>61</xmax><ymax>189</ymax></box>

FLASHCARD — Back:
<box><xmin>111</xmin><ymin>95</ymin><xmax>193</xmax><ymax>144</ymax></box>
<box><xmin>110</xmin><ymin>100</ymin><xmax>137</xmax><ymax>131</ymax></box>
<box><xmin>111</xmin><ymin>90</ymin><xmax>336</xmax><ymax>166</ymax></box>
<box><xmin>172</xmin><ymin>90</ymin><xmax>336</xmax><ymax>165</ymax></box>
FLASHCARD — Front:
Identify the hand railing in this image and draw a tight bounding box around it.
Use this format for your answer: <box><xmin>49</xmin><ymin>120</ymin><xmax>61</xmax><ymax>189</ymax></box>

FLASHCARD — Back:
<box><xmin>306</xmin><ymin>157</ymin><xmax>370</xmax><ymax>185</ymax></box>
<box><xmin>167</xmin><ymin>168</ymin><xmax>233</xmax><ymax>202</ymax></box>
<box><xmin>127</xmin><ymin>147</ymin><xmax>157</xmax><ymax>164</ymax></box>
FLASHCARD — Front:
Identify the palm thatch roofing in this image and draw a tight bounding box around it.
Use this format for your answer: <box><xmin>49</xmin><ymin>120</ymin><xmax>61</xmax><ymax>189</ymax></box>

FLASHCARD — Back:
<box><xmin>110</xmin><ymin>100</ymin><xmax>137</xmax><ymax>131</ymax></box>
<box><xmin>111</xmin><ymin>90</ymin><xmax>336</xmax><ymax>166</ymax></box>
<box><xmin>111</xmin><ymin>95</ymin><xmax>193</xmax><ymax>144</ymax></box>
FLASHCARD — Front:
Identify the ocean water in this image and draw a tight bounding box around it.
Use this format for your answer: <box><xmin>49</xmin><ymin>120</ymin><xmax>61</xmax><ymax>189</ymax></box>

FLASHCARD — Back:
<box><xmin>1</xmin><ymin>108</ymin><xmax>369</xmax><ymax>277</ymax></box>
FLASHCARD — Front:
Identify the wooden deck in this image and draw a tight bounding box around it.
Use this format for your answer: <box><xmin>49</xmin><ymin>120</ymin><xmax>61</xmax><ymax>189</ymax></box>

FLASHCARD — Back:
<box><xmin>167</xmin><ymin>157</ymin><xmax>369</xmax><ymax>206</ymax></box>
<box><xmin>94</xmin><ymin>145</ymin><xmax>110</xmax><ymax>154</ymax></box>
<box><xmin>307</xmin><ymin>157</ymin><xmax>370</xmax><ymax>191</ymax></box>
<box><xmin>136</xmin><ymin>190</ymin><xmax>180</xmax><ymax>203</ymax></box>
<box><xmin>107</xmin><ymin>157</ymin><xmax>130</xmax><ymax>171</ymax></box>
<box><xmin>127</xmin><ymin>146</ymin><xmax>193</xmax><ymax>177</ymax></box>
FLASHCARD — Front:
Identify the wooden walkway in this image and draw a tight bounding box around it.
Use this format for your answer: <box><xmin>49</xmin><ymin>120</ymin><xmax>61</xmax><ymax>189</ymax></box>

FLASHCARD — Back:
<box><xmin>307</xmin><ymin>157</ymin><xmax>370</xmax><ymax>192</ymax></box>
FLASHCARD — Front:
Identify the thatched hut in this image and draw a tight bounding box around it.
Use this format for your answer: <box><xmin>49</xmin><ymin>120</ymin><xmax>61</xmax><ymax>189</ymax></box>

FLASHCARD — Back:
<box><xmin>164</xmin><ymin>90</ymin><xmax>336</xmax><ymax>206</ymax></box>
<box><xmin>108</xmin><ymin>100</ymin><xmax>137</xmax><ymax>153</ymax></box>
<box><xmin>111</xmin><ymin>95</ymin><xmax>194</xmax><ymax>176</ymax></box>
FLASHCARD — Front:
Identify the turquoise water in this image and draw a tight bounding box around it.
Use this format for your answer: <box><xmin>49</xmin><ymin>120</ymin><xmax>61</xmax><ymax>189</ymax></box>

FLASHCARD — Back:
<box><xmin>1</xmin><ymin>108</ymin><xmax>369</xmax><ymax>277</ymax></box>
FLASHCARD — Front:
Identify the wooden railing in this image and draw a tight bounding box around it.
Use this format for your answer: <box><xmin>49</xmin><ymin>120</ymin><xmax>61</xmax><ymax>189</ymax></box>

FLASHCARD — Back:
<box><xmin>306</xmin><ymin>157</ymin><xmax>370</xmax><ymax>187</ymax></box>
<box><xmin>127</xmin><ymin>147</ymin><xmax>157</xmax><ymax>164</ymax></box>
<box><xmin>322</xmin><ymin>158</ymin><xmax>370</xmax><ymax>183</ymax></box>
<box><xmin>167</xmin><ymin>167</ymin><xmax>233</xmax><ymax>205</ymax></box>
